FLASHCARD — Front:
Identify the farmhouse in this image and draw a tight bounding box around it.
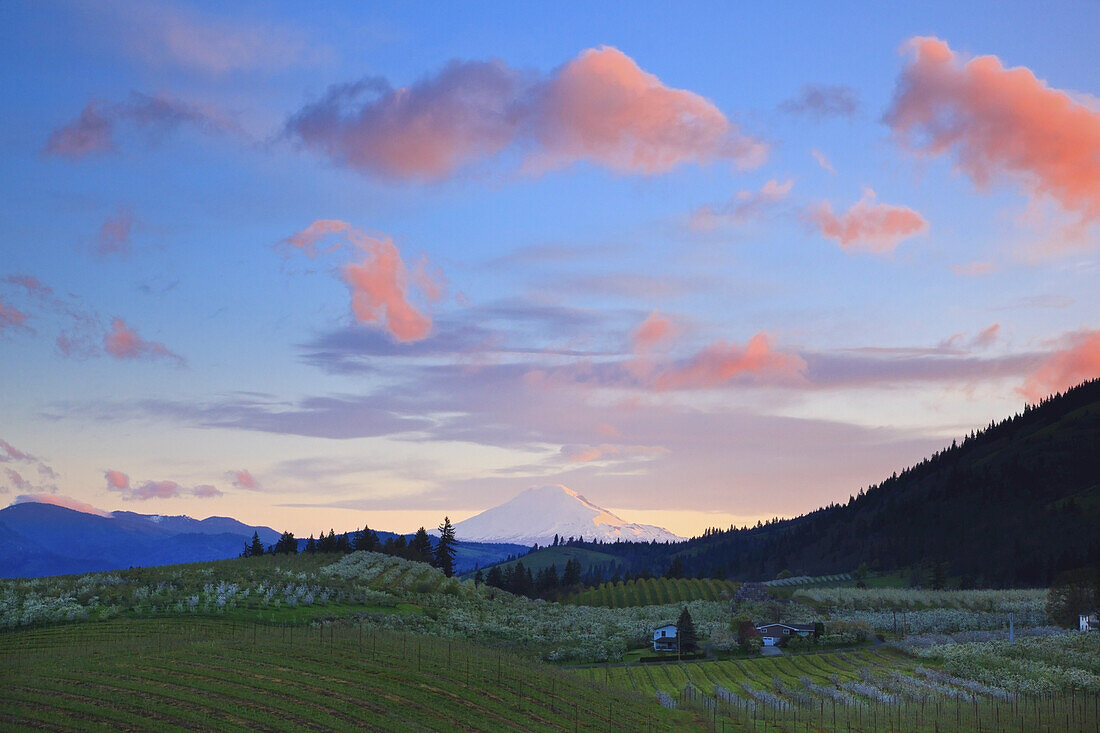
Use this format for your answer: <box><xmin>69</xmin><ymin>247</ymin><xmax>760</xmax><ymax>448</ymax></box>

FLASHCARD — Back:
<box><xmin>754</xmin><ymin>622</ymin><xmax>815</xmax><ymax>646</ymax></box>
<box><xmin>1080</xmin><ymin>610</ymin><xmax>1099</xmax><ymax>632</ymax></box>
<box><xmin>652</xmin><ymin>623</ymin><xmax>677</xmax><ymax>651</ymax></box>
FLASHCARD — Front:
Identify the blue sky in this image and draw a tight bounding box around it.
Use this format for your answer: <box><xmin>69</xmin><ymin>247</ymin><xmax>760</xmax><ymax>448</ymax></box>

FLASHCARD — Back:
<box><xmin>1</xmin><ymin>1</ymin><xmax>1097</xmax><ymax>536</ymax></box>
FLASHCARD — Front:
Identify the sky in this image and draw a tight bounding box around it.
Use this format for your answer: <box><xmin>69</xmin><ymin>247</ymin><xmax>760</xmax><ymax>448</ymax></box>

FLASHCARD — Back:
<box><xmin>0</xmin><ymin>0</ymin><xmax>1097</xmax><ymax>538</ymax></box>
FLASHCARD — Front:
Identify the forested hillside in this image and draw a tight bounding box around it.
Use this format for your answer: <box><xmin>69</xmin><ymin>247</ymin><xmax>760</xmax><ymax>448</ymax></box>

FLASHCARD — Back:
<box><xmin>525</xmin><ymin>379</ymin><xmax>1100</xmax><ymax>588</ymax></box>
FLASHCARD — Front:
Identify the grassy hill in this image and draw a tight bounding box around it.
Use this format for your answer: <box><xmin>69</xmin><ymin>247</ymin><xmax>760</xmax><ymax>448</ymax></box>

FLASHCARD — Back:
<box><xmin>0</xmin><ymin>618</ymin><xmax>692</xmax><ymax>731</ymax></box>
<box><xmin>566</xmin><ymin>577</ymin><xmax>739</xmax><ymax>608</ymax></box>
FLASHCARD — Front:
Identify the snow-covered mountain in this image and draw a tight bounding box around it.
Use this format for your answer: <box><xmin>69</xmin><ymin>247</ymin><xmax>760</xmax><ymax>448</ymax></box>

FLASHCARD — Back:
<box><xmin>451</xmin><ymin>485</ymin><xmax>682</xmax><ymax>546</ymax></box>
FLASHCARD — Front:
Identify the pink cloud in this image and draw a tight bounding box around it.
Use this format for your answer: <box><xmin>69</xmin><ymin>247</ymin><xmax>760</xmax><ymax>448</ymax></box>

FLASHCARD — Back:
<box><xmin>951</xmin><ymin>260</ymin><xmax>996</xmax><ymax>277</ymax></box>
<box><xmin>4</xmin><ymin>275</ymin><xmax>53</xmax><ymax>298</ymax></box>
<box><xmin>284</xmin><ymin>220</ymin><xmax>437</xmax><ymax>342</ymax></box>
<box><xmin>560</xmin><ymin>443</ymin><xmax>668</xmax><ymax>463</ymax></box>
<box><xmin>104</xmin><ymin>318</ymin><xmax>185</xmax><ymax>365</ymax></box>
<box><xmin>0</xmin><ymin>439</ymin><xmax>33</xmax><ymax>463</ymax></box>
<box><xmin>96</xmin><ymin>209</ymin><xmax>136</xmax><ymax>257</ymax></box>
<box><xmin>287</xmin><ymin>62</ymin><xmax>520</xmax><ymax>181</ymax></box>
<box><xmin>191</xmin><ymin>484</ymin><xmax>223</xmax><ymax>498</ymax></box>
<box><xmin>690</xmin><ymin>178</ymin><xmax>793</xmax><ymax>230</ymax></box>
<box><xmin>231</xmin><ymin>469</ymin><xmax>261</xmax><ymax>490</ymax></box>
<box><xmin>632</xmin><ymin>310</ymin><xmax>676</xmax><ymax>353</ymax></box>
<box><xmin>3</xmin><ymin>469</ymin><xmax>32</xmax><ymax>492</ymax></box>
<box><xmin>105</xmin><ymin>469</ymin><xmax>130</xmax><ymax>490</ymax></box>
<box><xmin>286</xmin><ymin>46</ymin><xmax>765</xmax><ymax>181</ymax></box>
<box><xmin>885</xmin><ymin>37</ymin><xmax>1100</xmax><ymax>226</ymax></box>
<box><xmin>344</xmin><ymin>241</ymin><xmax>432</xmax><ymax>342</ymax></box>
<box><xmin>810</xmin><ymin>188</ymin><xmax>928</xmax><ymax>253</ymax></box>
<box><xmin>654</xmin><ymin>333</ymin><xmax>807</xmax><ymax>390</ymax></box>
<box><xmin>972</xmin><ymin>323</ymin><xmax>1001</xmax><ymax>349</ymax></box>
<box><xmin>130</xmin><ymin>480</ymin><xmax>183</xmax><ymax>500</ymax></box>
<box><xmin>411</xmin><ymin>255</ymin><xmax>446</xmax><ymax>303</ymax></box>
<box><xmin>44</xmin><ymin>93</ymin><xmax>239</xmax><ymax>160</ymax></box>
<box><xmin>0</xmin><ymin>298</ymin><xmax>28</xmax><ymax>331</ymax></box>
<box><xmin>280</xmin><ymin>219</ymin><xmax>352</xmax><ymax>257</ymax></box>
<box><xmin>811</xmin><ymin>149</ymin><xmax>836</xmax><ymax>174</ymax></box>
<box><xmin>528</xmin><ymin>46</ymin><xmax>766</xmax><ymax>175</ymax></box>
<box><xmin>106</xmin><ymin>469</ymin><xmax>219</xmax><ymax>500</ymax></box>
<box><xmin>12</xmin><ymin>493</ymin><xmax>111</xmax><ymax>517</ymax></box>
<box><xmin>42</xmin><ymin>102</ymin><xmax>115</xmax><ymax>159</ymax></box>
<box><xmin>1019</xmin><ymin>330</ymin><xmax>1100</xmax><ymax>401</ymax></box>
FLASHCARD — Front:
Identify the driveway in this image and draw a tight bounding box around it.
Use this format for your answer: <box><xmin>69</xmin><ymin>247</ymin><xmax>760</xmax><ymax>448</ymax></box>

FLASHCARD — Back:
<box><xmin>760</xmin><ymin>645</ymin><xmax>783</xmax><ymax>656</ymax></box>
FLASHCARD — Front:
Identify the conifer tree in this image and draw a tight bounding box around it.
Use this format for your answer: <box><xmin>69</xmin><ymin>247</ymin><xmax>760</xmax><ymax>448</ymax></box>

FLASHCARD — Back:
<box><xmin>485</xmin><ymin>565</ymin><xmax>504</xmax><ymax>589</ymax></box>
<box><xmin>677</xmin><ymin>607</ymin><xmax>698</xmax><ymax>654</ymax></box>
<box><xmin>355</xmin><ymin>526</ymin><xmax>379</xmax><ymax>552</ymax></box>
<box><xmin>410</xmin><ymin>527</ymin><xmax>433</xmax><ymax>563</ymax></box>
<box><xmin>273</xmin><ymin>531</ymin><xmax>297</xmax><ymax>554</ymax></box>
<box><xmin>434</xmin><ymin>516</ymin><xmax>457</xmax><ymax>577</ymax></box>
<box><xmin>246</xmin><ymin>532</ymin><xmax>264</xmax><ymax>557</ymax></box>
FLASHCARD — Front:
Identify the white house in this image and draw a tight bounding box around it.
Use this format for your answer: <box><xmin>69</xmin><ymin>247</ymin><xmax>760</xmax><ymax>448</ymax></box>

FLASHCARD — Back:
<box><xmin>754</xmin><ymin>622</ymin><xmax>815</xmax><ymax>647</ymax></box>
<box><xmin>653</xmin><ymin>623</ymin><xmax>677</xmax><ymax>651</ymax></box>
<box><xmin>1080</xmin><ymin>611</ymin><xmax>1099</xmax><ymax>632</ymax></box>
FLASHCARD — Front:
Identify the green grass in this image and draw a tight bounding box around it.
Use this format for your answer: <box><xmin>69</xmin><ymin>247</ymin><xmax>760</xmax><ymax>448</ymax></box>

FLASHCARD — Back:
<box><xmin>566</xmin><ymin>577</ymin><xmax>739</xmax><ymax>608</ymax></box>
<box><xmin>0</xmin><ymin>618</ymin><xmax>695</xmax><ymax>732</ymax></box>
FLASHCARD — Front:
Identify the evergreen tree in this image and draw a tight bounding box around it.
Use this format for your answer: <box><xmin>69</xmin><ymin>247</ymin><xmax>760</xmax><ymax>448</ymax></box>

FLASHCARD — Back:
<box><xmin>355</xmin><ymin>526</ymin><xmax>379</xmax><ymax>552</ymax></box>
<box><xmin>335</xmin><ymin>532</ymin><xmax>350</xmax><ymax>553</ymax></box>
<box><xmin>305</xmin><ymin>534</ymin><xmax>316</xmax><ymax>553</ymax></box>
<box><xmin>561</xmin><ymin>558</ymin><xmax>582</xmax><ymax>587</ymax></box>
<box><xmin>666</xmin><ymin>556</ymin><xmax>684</xmax><ymax>578</ymax></box>
<box><xmin>273</xmin><ymin>531</ymin><xmax>297</xmax><ymax>554</ymax></box>
<box><xmin>246</xmin><ymin>532</ymin><xmax>264</xmax><ymax>557</ymax></box>
<box><xmin>485</xmin><ymin>565</ymin><xmax>504</xmax><ymax>589</ymax></box>
<box><xmin>434</xmin><ymin>516</ymin><xmax>457</xmax><ymax>577</ymax></box>
<box><xmin>677</xmin><ymin>607</ymin><xmax>699</xmax><ymax>654</ymax></box>
<box><xmin>473</xmin><ymin>568</ymin><xmax>484</xmax><ymax>586</ymax></box>
<box><xmin>410</xmin><ymin>527</ymin><xmax>433</xmax><ymax>563</ymax></box>
<box><xmin>536</xmin><ymin>564</ymin><xmax>559</xmax><ymax>596</ymax></box>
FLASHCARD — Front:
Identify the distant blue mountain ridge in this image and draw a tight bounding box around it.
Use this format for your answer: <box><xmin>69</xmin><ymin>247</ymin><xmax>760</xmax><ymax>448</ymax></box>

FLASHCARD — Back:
<box><xmin>0</xmin><ymin>502</ymin><xmax>527</xmax><ymax>578</ymax></box>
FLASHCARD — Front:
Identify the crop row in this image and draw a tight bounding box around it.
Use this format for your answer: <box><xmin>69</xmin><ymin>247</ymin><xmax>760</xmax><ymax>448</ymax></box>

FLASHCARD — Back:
<box><xmin>581</xmin><ymin>647</ymin><xmax>1100</xmax><ymax>732</ymax></box>
<box><xmin>0</xmin><ymin>618</ymin><xmax>692</xmax><ymax>731</ymax></box>
<box><xmin>567</xmin><ymin>577</ymin><xmax>738</xmax><ymax>608</ymax></box>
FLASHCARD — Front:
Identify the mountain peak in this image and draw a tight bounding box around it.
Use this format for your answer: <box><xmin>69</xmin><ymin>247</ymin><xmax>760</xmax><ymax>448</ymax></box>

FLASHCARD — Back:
<box><xmin>452</xmin><ymin>485</ymin><xmax>682</xmax><ymax>546</ymax></box>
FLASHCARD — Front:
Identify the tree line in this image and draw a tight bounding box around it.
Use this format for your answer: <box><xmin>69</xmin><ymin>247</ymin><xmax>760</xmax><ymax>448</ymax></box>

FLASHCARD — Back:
<box><xmin>241</xmin><ymin>517</ymin><xmax>459</xmax><ymax>577</ymax></box>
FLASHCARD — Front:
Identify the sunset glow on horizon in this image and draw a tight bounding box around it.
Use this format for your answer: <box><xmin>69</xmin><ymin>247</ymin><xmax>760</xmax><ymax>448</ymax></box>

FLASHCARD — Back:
<box><xmin>1</xmin><ymin>2</ymin><xmax>1097</xmax><ymax>537</ymax></box>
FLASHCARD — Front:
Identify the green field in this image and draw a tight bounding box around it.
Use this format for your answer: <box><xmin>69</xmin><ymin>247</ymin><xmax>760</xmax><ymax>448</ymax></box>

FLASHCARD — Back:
<box><xmin>566</xmin><ymin>577</ymin><xmax>739</xmax><ymax>608</ymax></box>
<box><xmin>579</xmin><ymin>646</ymin><xmax>1100</xmax><ymax>732</ymax></box>
<box><xmin>0</xmin><ymin>618</ymin><xmax>693</xmax><ymax>732</ymax></box>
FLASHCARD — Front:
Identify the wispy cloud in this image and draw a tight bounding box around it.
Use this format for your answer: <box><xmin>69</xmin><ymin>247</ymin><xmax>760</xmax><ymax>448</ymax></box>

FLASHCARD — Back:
<box><xmin>103</xmin><ymin>469</ymin><xmax>222</xmax><ymax>500</ymax></box>
<box><xmin>44</xmin><ymin>93</ymin><xmax>241</xmax><ymax>160</ymax></box>
<box><xmin>780</xmin><ymin>84</ymin><xmax>859</xmax><ymax>119</ymax></box>
<box><xmin>690</xmin><ymin>179</ymin><xmax>794</xmax><ymax>230</ymax></box>
<box><xmin>104</xmin><ymin>318</ymin><xmax>185</xmax><ymax>365</ymax></box>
